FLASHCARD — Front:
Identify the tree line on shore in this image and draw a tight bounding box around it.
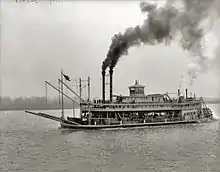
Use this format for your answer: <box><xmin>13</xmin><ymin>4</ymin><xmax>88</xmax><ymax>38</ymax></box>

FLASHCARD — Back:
<box><xmin>0</xmin><ymin>96</ymin><xmax>80</xmax><ymax>111</ymax></box>
<box><xmin>0</xmin><ymin>96</ymin><xmax>219</xmax><ymax>111</ymax></box>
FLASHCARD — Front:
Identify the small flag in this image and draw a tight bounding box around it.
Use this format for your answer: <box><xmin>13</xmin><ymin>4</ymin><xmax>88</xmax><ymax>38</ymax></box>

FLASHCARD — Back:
<box><xmin>63</xmin><ymin>73</ymin><xmax>70</xmax><ymax>81</ymax></box>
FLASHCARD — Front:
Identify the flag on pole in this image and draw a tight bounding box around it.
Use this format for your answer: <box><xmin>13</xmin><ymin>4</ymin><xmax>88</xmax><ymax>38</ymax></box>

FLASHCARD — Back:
<box><xmin>63</xmin><ymin>73</ymin><xmax>71</xmax><ymax>81</ymax></box>
<box><xmin>65</xmin><ymin>77</ymin><xmax>68</xmax><ymax>94</ymax></box>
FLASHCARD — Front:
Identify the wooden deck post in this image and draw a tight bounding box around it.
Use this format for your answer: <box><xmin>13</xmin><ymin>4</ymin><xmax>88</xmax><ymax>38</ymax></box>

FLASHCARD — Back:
<box><xmin>172</xmin><ymin>111</ymin><xmax>174</xmax><ymax>121</ymax></box>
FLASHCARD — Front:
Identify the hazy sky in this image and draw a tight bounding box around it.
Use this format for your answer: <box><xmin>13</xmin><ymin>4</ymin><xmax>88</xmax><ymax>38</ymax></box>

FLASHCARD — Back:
<box><xmin>1</xmin><ymin>0</ymin><xmax>219</xmax><ymax>99</ymax></box>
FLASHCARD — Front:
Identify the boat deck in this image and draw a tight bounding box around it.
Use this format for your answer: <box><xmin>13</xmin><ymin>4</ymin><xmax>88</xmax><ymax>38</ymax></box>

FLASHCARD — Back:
<box><xmin>82</xmin><ymin>101</ymin><xmax>202</xmax><ymax>112</ymax></box>
<box><xmin>60</xmin><ymin>120</ymin><xmax>199</xmax><ymax>130</ymax></box>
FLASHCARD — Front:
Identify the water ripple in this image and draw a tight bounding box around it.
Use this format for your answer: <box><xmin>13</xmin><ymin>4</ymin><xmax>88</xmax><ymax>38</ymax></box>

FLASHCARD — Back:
<box><xmin>0</xmin><ymin>107</ymin><xmax>220</xmax><ymax>172</ymax></box>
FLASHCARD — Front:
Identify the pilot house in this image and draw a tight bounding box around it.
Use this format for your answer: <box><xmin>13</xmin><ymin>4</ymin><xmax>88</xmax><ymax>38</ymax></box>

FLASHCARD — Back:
<box><xmin>119</xmin><ymin>80</ymin><xmax>164</xmax><ymax>103</ymax></box>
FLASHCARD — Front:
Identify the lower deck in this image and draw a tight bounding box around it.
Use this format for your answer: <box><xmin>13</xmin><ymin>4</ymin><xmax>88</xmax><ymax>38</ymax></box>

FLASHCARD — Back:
<box><xmin>72</xmin><ymin>108</ymin><xmax>201</xmax><ymax>125</ymax></box>
<box><xmin>60</xmin><ymin>120</ymin><xmax>199</xmax><ymax>130</ymax></box>
<box><xmin>24</xmin><ymin>105</ymin><xmax>213</xmax><ymax>130</ymax></box>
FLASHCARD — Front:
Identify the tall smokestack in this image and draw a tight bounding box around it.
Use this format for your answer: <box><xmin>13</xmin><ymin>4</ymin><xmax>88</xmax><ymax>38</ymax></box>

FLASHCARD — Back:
<box><xmin>109</xmin><ymin>68</ymin><xmax>113</xmax><ymax>102</ymax></box>
<box><xmin>102</xmin><ymin>70</ymin><xmax>105</xmax><ymax>103</ymax></box>
<box><xmin>185</xmin><ymin>89</ymin><xmax>188</xmax><ymax>99</ymax></box>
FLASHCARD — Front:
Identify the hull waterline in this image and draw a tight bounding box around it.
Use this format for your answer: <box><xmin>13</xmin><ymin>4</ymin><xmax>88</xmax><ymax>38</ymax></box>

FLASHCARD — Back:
<box><xmin>60</xmin><ymin>120</ymin><xmax>199</xmax><ymax>130</ymax></box>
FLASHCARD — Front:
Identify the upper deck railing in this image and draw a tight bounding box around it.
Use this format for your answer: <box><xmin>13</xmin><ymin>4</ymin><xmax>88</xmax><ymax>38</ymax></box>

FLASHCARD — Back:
<box><xmin>81</xmin><ymin>99</ymin><xmax>202</xmax><ymax>112</ymax></box>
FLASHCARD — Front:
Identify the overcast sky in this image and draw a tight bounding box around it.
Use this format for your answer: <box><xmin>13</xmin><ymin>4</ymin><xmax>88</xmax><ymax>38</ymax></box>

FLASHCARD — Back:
<box><xmin>1</xmin><ymin>0</ymin><xmax>219</xmax><ymax>99</ymax></box>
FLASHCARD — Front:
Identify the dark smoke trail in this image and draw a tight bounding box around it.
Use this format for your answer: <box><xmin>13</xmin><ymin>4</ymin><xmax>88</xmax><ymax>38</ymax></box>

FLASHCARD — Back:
<box><xmin>102</xmin><ymin>0</ymin><xmax>220</xmax><ymax>87</ymax></box>
<box><xmin>102</xmin><ymin>1</ymin><xmax>177</xmax><ymax>71</ymax></box>
<box><xmin>212</xmin><ymin>19</ymin><xmax>220</xmax><ymax>99</ymax></box>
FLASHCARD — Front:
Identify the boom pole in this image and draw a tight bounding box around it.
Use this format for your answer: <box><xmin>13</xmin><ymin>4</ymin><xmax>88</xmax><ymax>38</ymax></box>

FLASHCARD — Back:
<box><xmin>61</xmin><ymin>69</ymin><xmax>64</xmax><ymax>119</ymax></box>
<box><xmin>45</xmin><ymin>81</ymin><xmax>47</xmax><ymax>105</ymax></box>
<box><xmin>45</xmin><ymin>81</ymin><xmax>79</xmax><ymax>105</ymax></box>
<box><xmin>58</xmin><ymin>79</ymin><xmax>86</xmax><ymax>103</ymax></box>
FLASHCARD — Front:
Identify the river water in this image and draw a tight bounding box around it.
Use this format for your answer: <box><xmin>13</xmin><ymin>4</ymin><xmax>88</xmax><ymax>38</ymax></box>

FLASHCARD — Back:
<box><xmin>0</xmin><ymin>105</ymin><xmax>220</xmax><ymax>172</ymax></box>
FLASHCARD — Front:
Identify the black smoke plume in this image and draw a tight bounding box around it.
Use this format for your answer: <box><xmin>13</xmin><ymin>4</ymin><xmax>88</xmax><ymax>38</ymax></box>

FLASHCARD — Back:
<box><xmin>102</xmin><ymin>0</ymin><xmax>219</xmax><ymax>87</ymax></box>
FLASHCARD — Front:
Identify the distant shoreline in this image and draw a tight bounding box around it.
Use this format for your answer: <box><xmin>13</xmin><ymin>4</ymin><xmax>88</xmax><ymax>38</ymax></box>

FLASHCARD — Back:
<box><xmin>0</xmin><ymin>97</ymin><xmax>219</xmax><ymax>112</ymax></box>
<box><xmin>0</xmin><ymin>96</ymin><xmax>80</xmax><ymax>112</ymax></box>
<box><xmin>0</xmin><ymin>107</ymin><xmax>77</xmax><ymax>112</ymax></box>
<box><xmin>205</xmin><ymin>101</ymin><xmax>220</xmax><ymax>104</ymax></box>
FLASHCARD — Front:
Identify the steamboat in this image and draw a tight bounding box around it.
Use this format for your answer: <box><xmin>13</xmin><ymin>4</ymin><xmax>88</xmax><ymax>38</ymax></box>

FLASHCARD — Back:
<box><xmin>25</xmin><ymin>69</ymin><xmax>214</xmax><ymax>130</ymax></box>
